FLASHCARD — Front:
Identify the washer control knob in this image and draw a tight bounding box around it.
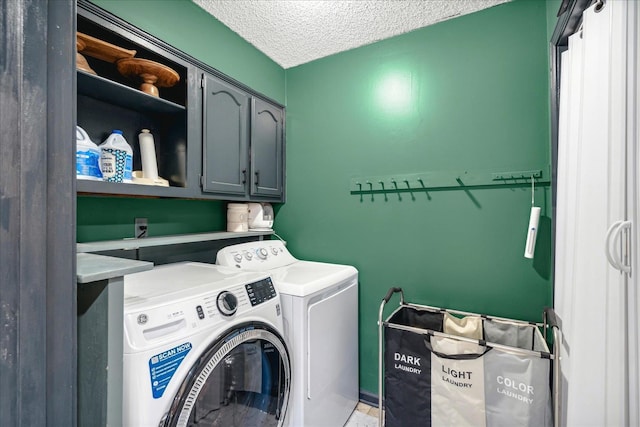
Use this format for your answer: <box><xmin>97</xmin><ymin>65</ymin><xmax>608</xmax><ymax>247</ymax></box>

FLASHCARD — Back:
<box><xmin>233</xmin><ymin>253</ymin><xmax>243</xmax><ymax>263</ymax></box>
<box><xmin>257</xmin><ymin>248</ymin><xmax>268</xmax><ymax>259</ymax></box>
<box><xmin>217</xmin><ymin>291</ymin><xmax>238</xmax><ymax>316</ymax></box>
<box><xmin>244</xmin><ymin>251</ymin><xmax>253</xmax><ymax>261</ymax></box>
<box><xmin>271</xmin><ymin>247</ymin><xmax>278</xmax><ymax>255</ymax></box>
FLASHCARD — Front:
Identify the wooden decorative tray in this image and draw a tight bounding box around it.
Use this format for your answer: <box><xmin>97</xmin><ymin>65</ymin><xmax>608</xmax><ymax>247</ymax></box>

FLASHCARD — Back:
<box><xmin>76</xmin><ymin>38</ymin><xmax>96</xmax><ymax>75</ymax></box>
<box><xmin>77</xmin><ymin>32</ymin><xmax>136</xmax><ymax>63</ymax></box>
<box><xmin>116</xmin><ymin>58</ymin><xmax>180</xmax><ymax>97</ymax></box>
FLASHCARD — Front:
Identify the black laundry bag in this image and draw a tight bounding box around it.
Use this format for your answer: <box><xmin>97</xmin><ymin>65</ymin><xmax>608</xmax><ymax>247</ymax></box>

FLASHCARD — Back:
<box><xmin>384</xmin><ymin>308</ymin><xmax>443</xmax><ymax>427</ymax></box>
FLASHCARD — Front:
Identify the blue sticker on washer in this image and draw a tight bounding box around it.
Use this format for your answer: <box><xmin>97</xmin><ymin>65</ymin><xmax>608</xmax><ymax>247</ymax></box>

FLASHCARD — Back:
<box><xmin>149</xmin><ymin>342</ymin><xmax>192</xmax><ymax>399</ymax></box>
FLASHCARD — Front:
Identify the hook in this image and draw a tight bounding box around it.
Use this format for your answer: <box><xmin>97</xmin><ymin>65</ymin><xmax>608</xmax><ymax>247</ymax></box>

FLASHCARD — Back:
<box><xmin>377</xmin><ymin>181</ymin><xmax>388</xmax><ymax>201</ymax></box>
<box><xmin>390</xmin><ymin>179</ymin><xmax>401</xmax><ymax>201</ymax></box>
<box><xmin>417</xmin><ymin>178</ymin><xmax>430</xmax><ymax>199</ymax></box>
<box><xmin>402</xmin><ymin>180</ymin><xmax>414</xmax><ymax>201</ymax></box>
<box><xmin>531</xmin><ymin>175</ymin><xmax>535</xmax><ymax>207</ymax></box>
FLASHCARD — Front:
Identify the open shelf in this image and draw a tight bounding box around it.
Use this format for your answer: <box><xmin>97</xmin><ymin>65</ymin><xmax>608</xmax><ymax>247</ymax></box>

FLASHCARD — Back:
<box><xmin>77</xmin><ymin>230</ymin><xmax>274</xmax><ymax>253</ymax></box>
<box><xmin>76</xmin><ymin>179</ymin><xmax>191</xmax><ymax>197</ymax></box>
<box><xmin>77</xmin><ymin>71</ymin><xmax>185</xmax><ymax>114</ymax></box>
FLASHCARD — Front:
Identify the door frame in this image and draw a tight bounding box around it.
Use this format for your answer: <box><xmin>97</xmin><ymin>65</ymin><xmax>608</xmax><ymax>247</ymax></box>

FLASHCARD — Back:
<box><xmin>548</xmin><ymin>0</ymin><xmax>591</xmax><ymax>295</ymax></box>
<box><xmin>0</xmin><ymin>1</ymin><xmax>76</xmax><ymax>425</ymax></box>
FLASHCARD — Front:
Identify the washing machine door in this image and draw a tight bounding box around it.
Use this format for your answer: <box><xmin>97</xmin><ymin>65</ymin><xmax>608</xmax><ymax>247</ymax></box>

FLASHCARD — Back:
<box><xmin>162</xmin><ymin>322</ymin><xmax>290</xmax><ymax>427</ymax></box>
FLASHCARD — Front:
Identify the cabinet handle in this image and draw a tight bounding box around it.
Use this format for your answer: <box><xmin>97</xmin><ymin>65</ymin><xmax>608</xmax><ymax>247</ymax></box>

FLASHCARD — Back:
<box><xmin>255</xmin><ymin>170</ymin><xmax>260</xmax><ymax>186</ymax></box>
<box><xmin>242</xmin><ymin>169</ymin><xmax>247</xmax><ymax>184</ymax></box>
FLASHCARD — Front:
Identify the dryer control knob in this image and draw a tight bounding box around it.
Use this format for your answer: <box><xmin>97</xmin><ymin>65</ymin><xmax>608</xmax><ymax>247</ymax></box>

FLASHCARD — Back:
<box><xmin>233</xmin><ymin>253</ymin><xmax>243</xmax><ymax>263</ymax></box>
<box><xmin>257</xmin><ymin>248</ymin><xmax>268</xmax><ymax>259</ymax></box>
<box><xmin>217</xmin><ymin>291</ymin><xmax>238</xmax><ymax>316</ymax></box>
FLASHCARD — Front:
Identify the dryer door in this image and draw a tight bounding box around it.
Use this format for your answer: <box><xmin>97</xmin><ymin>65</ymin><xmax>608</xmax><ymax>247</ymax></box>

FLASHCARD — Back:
<box><xmin>162</xmin><ymin>322</ymin><xmax>290</xmax><ymax>427</ymax></box>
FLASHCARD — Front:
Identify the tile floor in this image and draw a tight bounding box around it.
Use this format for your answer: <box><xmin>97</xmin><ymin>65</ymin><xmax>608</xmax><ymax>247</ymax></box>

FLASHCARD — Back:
<box><xmin>344</xmin><ymin>402</ymin><xmax>380</xmax><ymax>427</ymax></box>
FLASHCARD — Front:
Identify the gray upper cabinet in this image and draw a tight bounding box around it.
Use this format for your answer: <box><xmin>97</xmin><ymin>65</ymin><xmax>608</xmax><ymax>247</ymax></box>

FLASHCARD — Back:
<box><xmin>202</xmin><ymin>74</ymin><xmax>250</xmax><ymax>195</ymax></box>
<box><xmin>202</xmin><ymin>73</ymin><xmax>285</xmax><ymax>202</ymax></box>
<box><xmin>251</xmin><ymin>98</ymin><xmax>284</xmax><ymax>198</ymax></box>
<box><xmin>75</xmin><ymin>2</ymin><xmax>285</xmax><ymax>202</ymax></box>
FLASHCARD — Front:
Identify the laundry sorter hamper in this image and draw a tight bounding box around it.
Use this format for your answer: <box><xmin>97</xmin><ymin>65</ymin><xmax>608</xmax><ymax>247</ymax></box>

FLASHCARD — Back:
<box><xmin>378</xmin><ymin>287</ymin><xmax>561</xmax><ymax>427</ymax></box>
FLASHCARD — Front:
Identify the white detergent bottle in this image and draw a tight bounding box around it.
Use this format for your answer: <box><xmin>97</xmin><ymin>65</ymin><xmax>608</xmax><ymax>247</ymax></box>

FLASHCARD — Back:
<box><xmin>100</xmin><ymin>130</ymin><xmax>133</xmax><ymax>183</ymax></box>
<box><xmin>76</xmin><ymin>126</ymin><xmax>102</xmax><ymax>180</ymax></box>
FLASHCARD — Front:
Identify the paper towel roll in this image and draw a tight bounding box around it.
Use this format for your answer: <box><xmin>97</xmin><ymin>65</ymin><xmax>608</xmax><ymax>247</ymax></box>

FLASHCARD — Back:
<box><xmin>227</xmin><ymin>203</ymin><xmax>249</xmax><ymax>230</ymax></box>
<box><xmin>138</xmin><ymin>129</ymin><xmax>158</xmax><ymax>180</ymax></box>
<box><xmin>227</xmin><ymin>221</ymin><xmax>249</xmax><ymax>232</ymax></box>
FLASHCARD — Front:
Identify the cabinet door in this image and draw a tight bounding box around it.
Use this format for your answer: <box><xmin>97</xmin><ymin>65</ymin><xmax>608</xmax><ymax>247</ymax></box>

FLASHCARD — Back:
<box><xmin>250</xmin><ymin>98</ymin><xmax>284</xmax><ymax>198</ymax></box>
<box><xmin>202</xmin><ymin>74</ymin><xmax>249</xmax><ymax>195</ymax></box>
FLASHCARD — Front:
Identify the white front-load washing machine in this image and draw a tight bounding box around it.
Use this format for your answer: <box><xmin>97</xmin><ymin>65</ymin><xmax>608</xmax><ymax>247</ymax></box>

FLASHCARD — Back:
<box><xmin>216</xmin><ymin>241</ymin><xmax>359</xmax><ymax>427</ymax></box>
<box><xmin>123</xmin><ymin>262</ymin><xmax>291</xmax><ymax>427</ymax></box>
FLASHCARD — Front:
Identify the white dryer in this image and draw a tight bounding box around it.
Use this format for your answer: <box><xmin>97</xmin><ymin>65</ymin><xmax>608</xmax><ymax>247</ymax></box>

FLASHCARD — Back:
<box><xmin>123</xmin><ymin>262</ymin><xmax>291</xmax><ymax>427</ymax></box>
<box><xmin>216</xmin><ymin>241</ymin><xmax>359</xmax><ymax>427</ymax></box>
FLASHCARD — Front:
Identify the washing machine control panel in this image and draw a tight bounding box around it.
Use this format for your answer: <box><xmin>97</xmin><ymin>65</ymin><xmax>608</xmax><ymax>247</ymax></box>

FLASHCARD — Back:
<box><xmin>245</xmin><ymin>277</ymin><xmax>277</xmax><ymax>306</ymax></box>
<box><xmin>123</xmin><ymin>264</ymin><xmax>279</xmax><ymax>350</ymax></box>
<box><xmin>217</xmin><ymin>240</ymin><xmax>297</xmax><ymax>270</ymax></box>
<box><xmin>200</xmin><ymin>285</ymin><xmax>249</xmax><ymax>319</ymax></box>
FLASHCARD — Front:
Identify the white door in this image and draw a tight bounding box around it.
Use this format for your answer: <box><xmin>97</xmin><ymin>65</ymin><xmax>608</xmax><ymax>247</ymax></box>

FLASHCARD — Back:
<box><xmin>554</xmin><ymin>2</ymin><xmax>635</xmax><ymax>426</ymax></box>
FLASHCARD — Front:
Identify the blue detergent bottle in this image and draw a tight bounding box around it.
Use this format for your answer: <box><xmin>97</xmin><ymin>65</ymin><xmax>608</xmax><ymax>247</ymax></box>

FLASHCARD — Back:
<box><xmin>99</xmin><ymin>130</ymin><xmax>133</xmax><ymax>183</ymax></box>
<box><xmin>76</xmin><ymin>126</ymin><xmax>102</xmax><ymax>180</ymax></box>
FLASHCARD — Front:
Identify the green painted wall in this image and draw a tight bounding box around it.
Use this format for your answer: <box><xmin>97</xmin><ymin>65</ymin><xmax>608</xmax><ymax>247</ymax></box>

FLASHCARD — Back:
<box><xmin>78</xmin><ymin>0</ymin><xmax>285</xmax><ymax>242</ymax></box>
<box><xmin>77</xmin><ymin>197</ymin><xmax>225</xmax><ymax>242</ymax></box>
<box><xmin>278</xmin><ymin>0</ymin><xmax>552</xmax><ymax>394</ymax></box>
<box><xmin>546</xmin><ymin>0</ymin><xmax>563</xmax><ymax>41</ymax></box>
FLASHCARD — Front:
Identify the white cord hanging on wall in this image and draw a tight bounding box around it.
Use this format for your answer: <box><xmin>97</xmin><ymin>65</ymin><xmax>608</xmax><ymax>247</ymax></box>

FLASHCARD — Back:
<box><xmin>524</xmin><ymin>176</ymin><xmax>541</xmax><ymax>259</ymax></box>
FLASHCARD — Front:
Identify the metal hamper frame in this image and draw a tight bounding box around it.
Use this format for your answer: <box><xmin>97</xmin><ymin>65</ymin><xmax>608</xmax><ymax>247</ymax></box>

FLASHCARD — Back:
<box><xmin>377</xmin><ymin>287</ymin><xmax>562</xmax><ymax>427</ymax></box>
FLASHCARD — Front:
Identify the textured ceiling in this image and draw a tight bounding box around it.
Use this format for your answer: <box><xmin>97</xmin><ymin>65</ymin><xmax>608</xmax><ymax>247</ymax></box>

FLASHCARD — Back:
<box><xmin>193</xmin><ymin>0</ymin><xmax>511</xmax><ymax>69</ymax></box>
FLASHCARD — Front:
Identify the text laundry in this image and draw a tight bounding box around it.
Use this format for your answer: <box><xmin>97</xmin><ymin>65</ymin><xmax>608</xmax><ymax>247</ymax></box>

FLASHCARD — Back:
<box><xmin>497</xmin><ymin>387</ymin><xmax>534</xmax><ymax>404</ymax></box>
<box><xmin>442</xmin><ymin>376</ymin><xmax>473</xmax><ymax>388</ymax></box>
<box><xmin>395</xmin><ymin>364</ymin><xmax>422</xmax><ymax>374</ymax></box>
